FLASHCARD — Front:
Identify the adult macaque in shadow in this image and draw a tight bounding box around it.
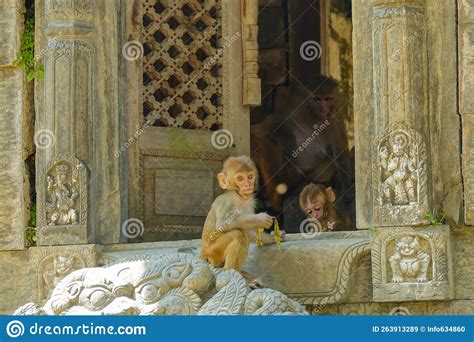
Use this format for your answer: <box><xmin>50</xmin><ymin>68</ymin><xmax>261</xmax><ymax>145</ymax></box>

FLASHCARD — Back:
<box><xmin>299</xmin><ymin>183</ymin><xmax>351</xmax><ymax>231</ymax></box>
<box><xmin>201</xmin><ymin>156</ymin><xmax>284</xmax><ymax>287</ymax></box>
<box><xmin>251</xmin><ymin>75</ymin><xmax>354</xmax><ymax>231</ymax></box>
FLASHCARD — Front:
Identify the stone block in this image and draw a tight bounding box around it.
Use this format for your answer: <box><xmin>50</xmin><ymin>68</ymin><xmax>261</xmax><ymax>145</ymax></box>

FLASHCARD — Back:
<box><xmin>0</xmin><ymin>68</ymin><xmax>28</xmax><ymax>250</ymax></box>
<box><xmin>0</xmin><ymin>0</ymin><xmax>22</xmax><ymax>65</ymax></box>
<box><xmin>0</xmin><ymin>249</ymin><xmax>31</xmax><ymax>314</ymax></box>
<box><xmin>371</xmin><ymin>226</ymin><xmax>453</xmax><ymax>302</ymax></box>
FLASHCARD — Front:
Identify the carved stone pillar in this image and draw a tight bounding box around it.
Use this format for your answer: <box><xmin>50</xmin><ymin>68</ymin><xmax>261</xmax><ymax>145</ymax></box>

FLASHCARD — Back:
<box><xmin>35</xmin><ymin>0</ymin><xmax>122</xmax><ymax>245</ymax></box>
<box><xmin>354</xmin><ymin>0</ymin><xmax>431</xmax><ymax>228</ymax></box>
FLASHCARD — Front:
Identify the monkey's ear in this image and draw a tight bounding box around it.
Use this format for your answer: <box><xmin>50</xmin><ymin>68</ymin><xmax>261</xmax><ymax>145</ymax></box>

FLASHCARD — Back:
<box><xmin>325</xmin><ymin>187</ymin><xmax>336</xmax><ymax>203</ymax></box>
<box><xmin>217</xmin><ymin>172</ymin><xmax>228</xmax><ymax>190</ymax></box>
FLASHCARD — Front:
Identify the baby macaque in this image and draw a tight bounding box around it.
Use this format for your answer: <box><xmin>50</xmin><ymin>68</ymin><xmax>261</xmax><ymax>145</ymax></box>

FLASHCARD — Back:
<box><xmin>201</xmin><ymin>156</ymin><xmax>281</xmax><ymax>273</ymax></box>
<box><xmin>299</xmin><ymin>183</ymin><xmax>351</xmax><ymax>231</ymax></box>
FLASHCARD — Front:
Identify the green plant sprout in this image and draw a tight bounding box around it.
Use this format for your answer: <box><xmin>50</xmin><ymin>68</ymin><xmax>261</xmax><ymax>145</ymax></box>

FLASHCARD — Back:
<box><xmin>13</xmin><ymin>17</ymin><xmax>44</xmax><ymax>81</ymax></box>
<box><xmin>424</xmin><ymin>211</ymin><xmax>446</xmax><ymax>226</ymax></box>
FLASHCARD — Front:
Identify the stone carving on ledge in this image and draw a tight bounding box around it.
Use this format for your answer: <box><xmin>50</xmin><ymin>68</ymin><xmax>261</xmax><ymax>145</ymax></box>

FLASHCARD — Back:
<box><xmin>389</xmin><ymin>235</ymin><xmax>430</xmax><ymax>283</ymax></box>
<box><xmin>371</xmin><ymin>226</ymin><xmax>452</xmax><ymax>302</ymax></box>
<box><xmin>45</xmin><ymin>0</ymin><xmax>95</xmax><ymax>18</ymax></box>
<box><xmin>14</xmin><ymin>254</ymin><xmax>307</xmax><ymax>316</ymax></box>
<box><xmin>30</xmin><ymin>245</ymin><xmax>99</xmax><ymax>301</ymax></box>
<box><xmin>37</xmin><ymin>155</ymin><xmax>88</xmax><ymax>245</ymax></box>
<box><xmin>373</xmin><ymin>124</ymin><xmax>429</xmax><ymax>225</ymax></box>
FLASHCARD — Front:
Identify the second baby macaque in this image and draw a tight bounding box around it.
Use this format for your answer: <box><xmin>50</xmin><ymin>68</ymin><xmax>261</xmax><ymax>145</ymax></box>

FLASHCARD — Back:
<box><xmin>299</xmin><ymin>183</ymin><xmax>351</xmax><ymax>231</ymax></box>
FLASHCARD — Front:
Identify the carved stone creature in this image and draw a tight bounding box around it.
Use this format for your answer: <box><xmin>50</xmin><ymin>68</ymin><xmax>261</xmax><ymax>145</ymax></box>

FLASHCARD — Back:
<box><xmin>389</xmin><ymin>236</ymin><xmax>431</xmax><ymax>283</ymax></box>
<box><xmin>14</xmin><ymin>253</ymin><xmax>307</xmax><ymax>316</ymax></box>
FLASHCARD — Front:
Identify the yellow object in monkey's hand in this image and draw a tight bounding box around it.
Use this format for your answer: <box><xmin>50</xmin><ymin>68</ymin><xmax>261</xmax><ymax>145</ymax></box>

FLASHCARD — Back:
<box><xmin>256</xmin><ymin>218</ymin><xmax>281</xmax><ymax>250</ymax></box>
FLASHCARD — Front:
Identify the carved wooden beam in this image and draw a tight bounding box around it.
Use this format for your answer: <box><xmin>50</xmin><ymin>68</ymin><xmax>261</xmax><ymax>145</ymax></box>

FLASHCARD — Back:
<box><xmin>241</xmin><ymin>0</ymin><xmax>261</xmax><ymax>107</ymax></box>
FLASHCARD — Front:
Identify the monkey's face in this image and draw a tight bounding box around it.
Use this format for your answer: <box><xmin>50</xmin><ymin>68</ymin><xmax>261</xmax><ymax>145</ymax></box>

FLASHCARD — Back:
<box><xmin>303</xmin><ymin>197</ymin><xmax>326</xmax><ymax>221</ymax></box>
<box><xmin>234</xmin><ymin>171</ymin><xmax>256</xmax><ymax>199</ymax></box>
<box><xmin>309</xmin><ymin>91</ymin><xmax>336</xmax><ymax>121</ymax></box>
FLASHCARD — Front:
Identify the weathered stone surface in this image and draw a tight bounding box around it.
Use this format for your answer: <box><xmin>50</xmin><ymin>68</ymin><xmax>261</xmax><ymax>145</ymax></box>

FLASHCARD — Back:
<box><xmin>0</xmin><ymin>68</ymin><xmax>28</xmax><ymax>250</ymax></box>
<box><xmin>371</xmin><ymin>226</ymin><xmax>453</xmax><ymax>302</ymax></box>
<box><xmin>458</xmin><ymin>0</ymin><xmax>474</xmax><ymax>224</ymax></box>
<box><xmin>0</xmin><ymin>249</ymin><xmax>32</xmax><ymax>314</ymax></box>
<box><xmin>15</xmin><ymin>253</ymin><xmax>307</xmax><ymax>316</ymax></box>
<box><xmin>29</xmin><ymin>245</ymin><xmax>102</xmax><ymax>301</ymax></box>
<box><xmin>0</xmin><ymin>0</ymin><xmax>22</xmax><ymax>65</ymax></box>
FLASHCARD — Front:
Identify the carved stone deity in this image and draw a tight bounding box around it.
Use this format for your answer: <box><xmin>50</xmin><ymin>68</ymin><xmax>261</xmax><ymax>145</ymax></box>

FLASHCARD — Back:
<box><xmin>43</xmin><ymin>255</ymin><xmax>77</xmax><ymax>296</ymax></box>
<box><xmin>45</xmin><ymin>164</ymin><xmax>79</xmax><ymax>226</ymax></box>
<box><xmin>389</xmin><ymin>235</ymin><xmax>431</xmax><ymax>283</ymax></box>
<box><xmin>379</xmin><ymin>132</ymin><xmax>417</xmax><ymax>205</ymax></box>
<box><xmin>14</xmin><ymin>253</ymin><xmax>308</xmax><ymax>316</ymax></box>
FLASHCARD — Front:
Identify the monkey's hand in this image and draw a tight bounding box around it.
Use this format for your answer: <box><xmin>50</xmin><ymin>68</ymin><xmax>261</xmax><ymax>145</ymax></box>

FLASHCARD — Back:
<box><xmin>271</xmin><ymin>229</ymin><xmax>286</xmax><ymax>242</ymax></box>
<box><xmin>327</xmin><ymin>222</ymin><xmax>336</xmax><ymax>231</ymax></box>
<box><xmin>254</xmin><ymin>213</ymin><xmax>273</xmax><ymax>229</ymax></box>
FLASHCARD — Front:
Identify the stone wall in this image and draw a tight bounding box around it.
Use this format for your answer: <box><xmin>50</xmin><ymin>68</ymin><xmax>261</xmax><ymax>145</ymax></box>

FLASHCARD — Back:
<box><xmin>0</xmin><ymin>0</ymin><xmax>32</xmax><ymax>250</ymax></box>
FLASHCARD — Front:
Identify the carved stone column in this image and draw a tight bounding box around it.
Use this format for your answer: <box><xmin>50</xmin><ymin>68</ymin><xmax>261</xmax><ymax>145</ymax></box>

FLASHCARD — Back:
<box><xmin>35</xmin><ymin>0</ymin><xmax>122</xmax><ymax>245</ymax></box>
<box><xmin>354</xmin><ymin>0</ymin><xmax>431</xmax><ymax>228</ymax></box>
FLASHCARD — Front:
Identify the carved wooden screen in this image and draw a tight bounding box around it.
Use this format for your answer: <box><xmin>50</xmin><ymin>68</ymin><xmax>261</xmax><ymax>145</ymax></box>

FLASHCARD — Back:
<box><xmin>142</xmin><ymin>0</ymin><xmax>223</xmax><ymax>130</ymax></box>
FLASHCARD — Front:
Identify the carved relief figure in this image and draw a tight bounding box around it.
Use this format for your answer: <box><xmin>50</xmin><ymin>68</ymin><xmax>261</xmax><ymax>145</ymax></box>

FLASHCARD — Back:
<box><xmin>389</xmin><ymin>235</ymin><xmax>431</xmax><ymax>283</ymax></box>
<box><xmin>43</xmin><ymin>255</ymin><xmax>77</xmax><ymax>297</ymax></box>
<box><xmin>45</xmin><ymin>164</ymin><xmax>79</xmax><ymax>225</ymax></box>
<box><xmin>379</xmin><ymin>132</ymin><xmax>417</xmax><ymax>205</ymax></box>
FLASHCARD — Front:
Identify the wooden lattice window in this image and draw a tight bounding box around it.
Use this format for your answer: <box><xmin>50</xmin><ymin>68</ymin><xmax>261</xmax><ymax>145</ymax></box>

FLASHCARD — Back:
<box><xmin>142</xmin><ymin>0</ymin><xmax>223</xmax><ymax>130</ymax></box>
